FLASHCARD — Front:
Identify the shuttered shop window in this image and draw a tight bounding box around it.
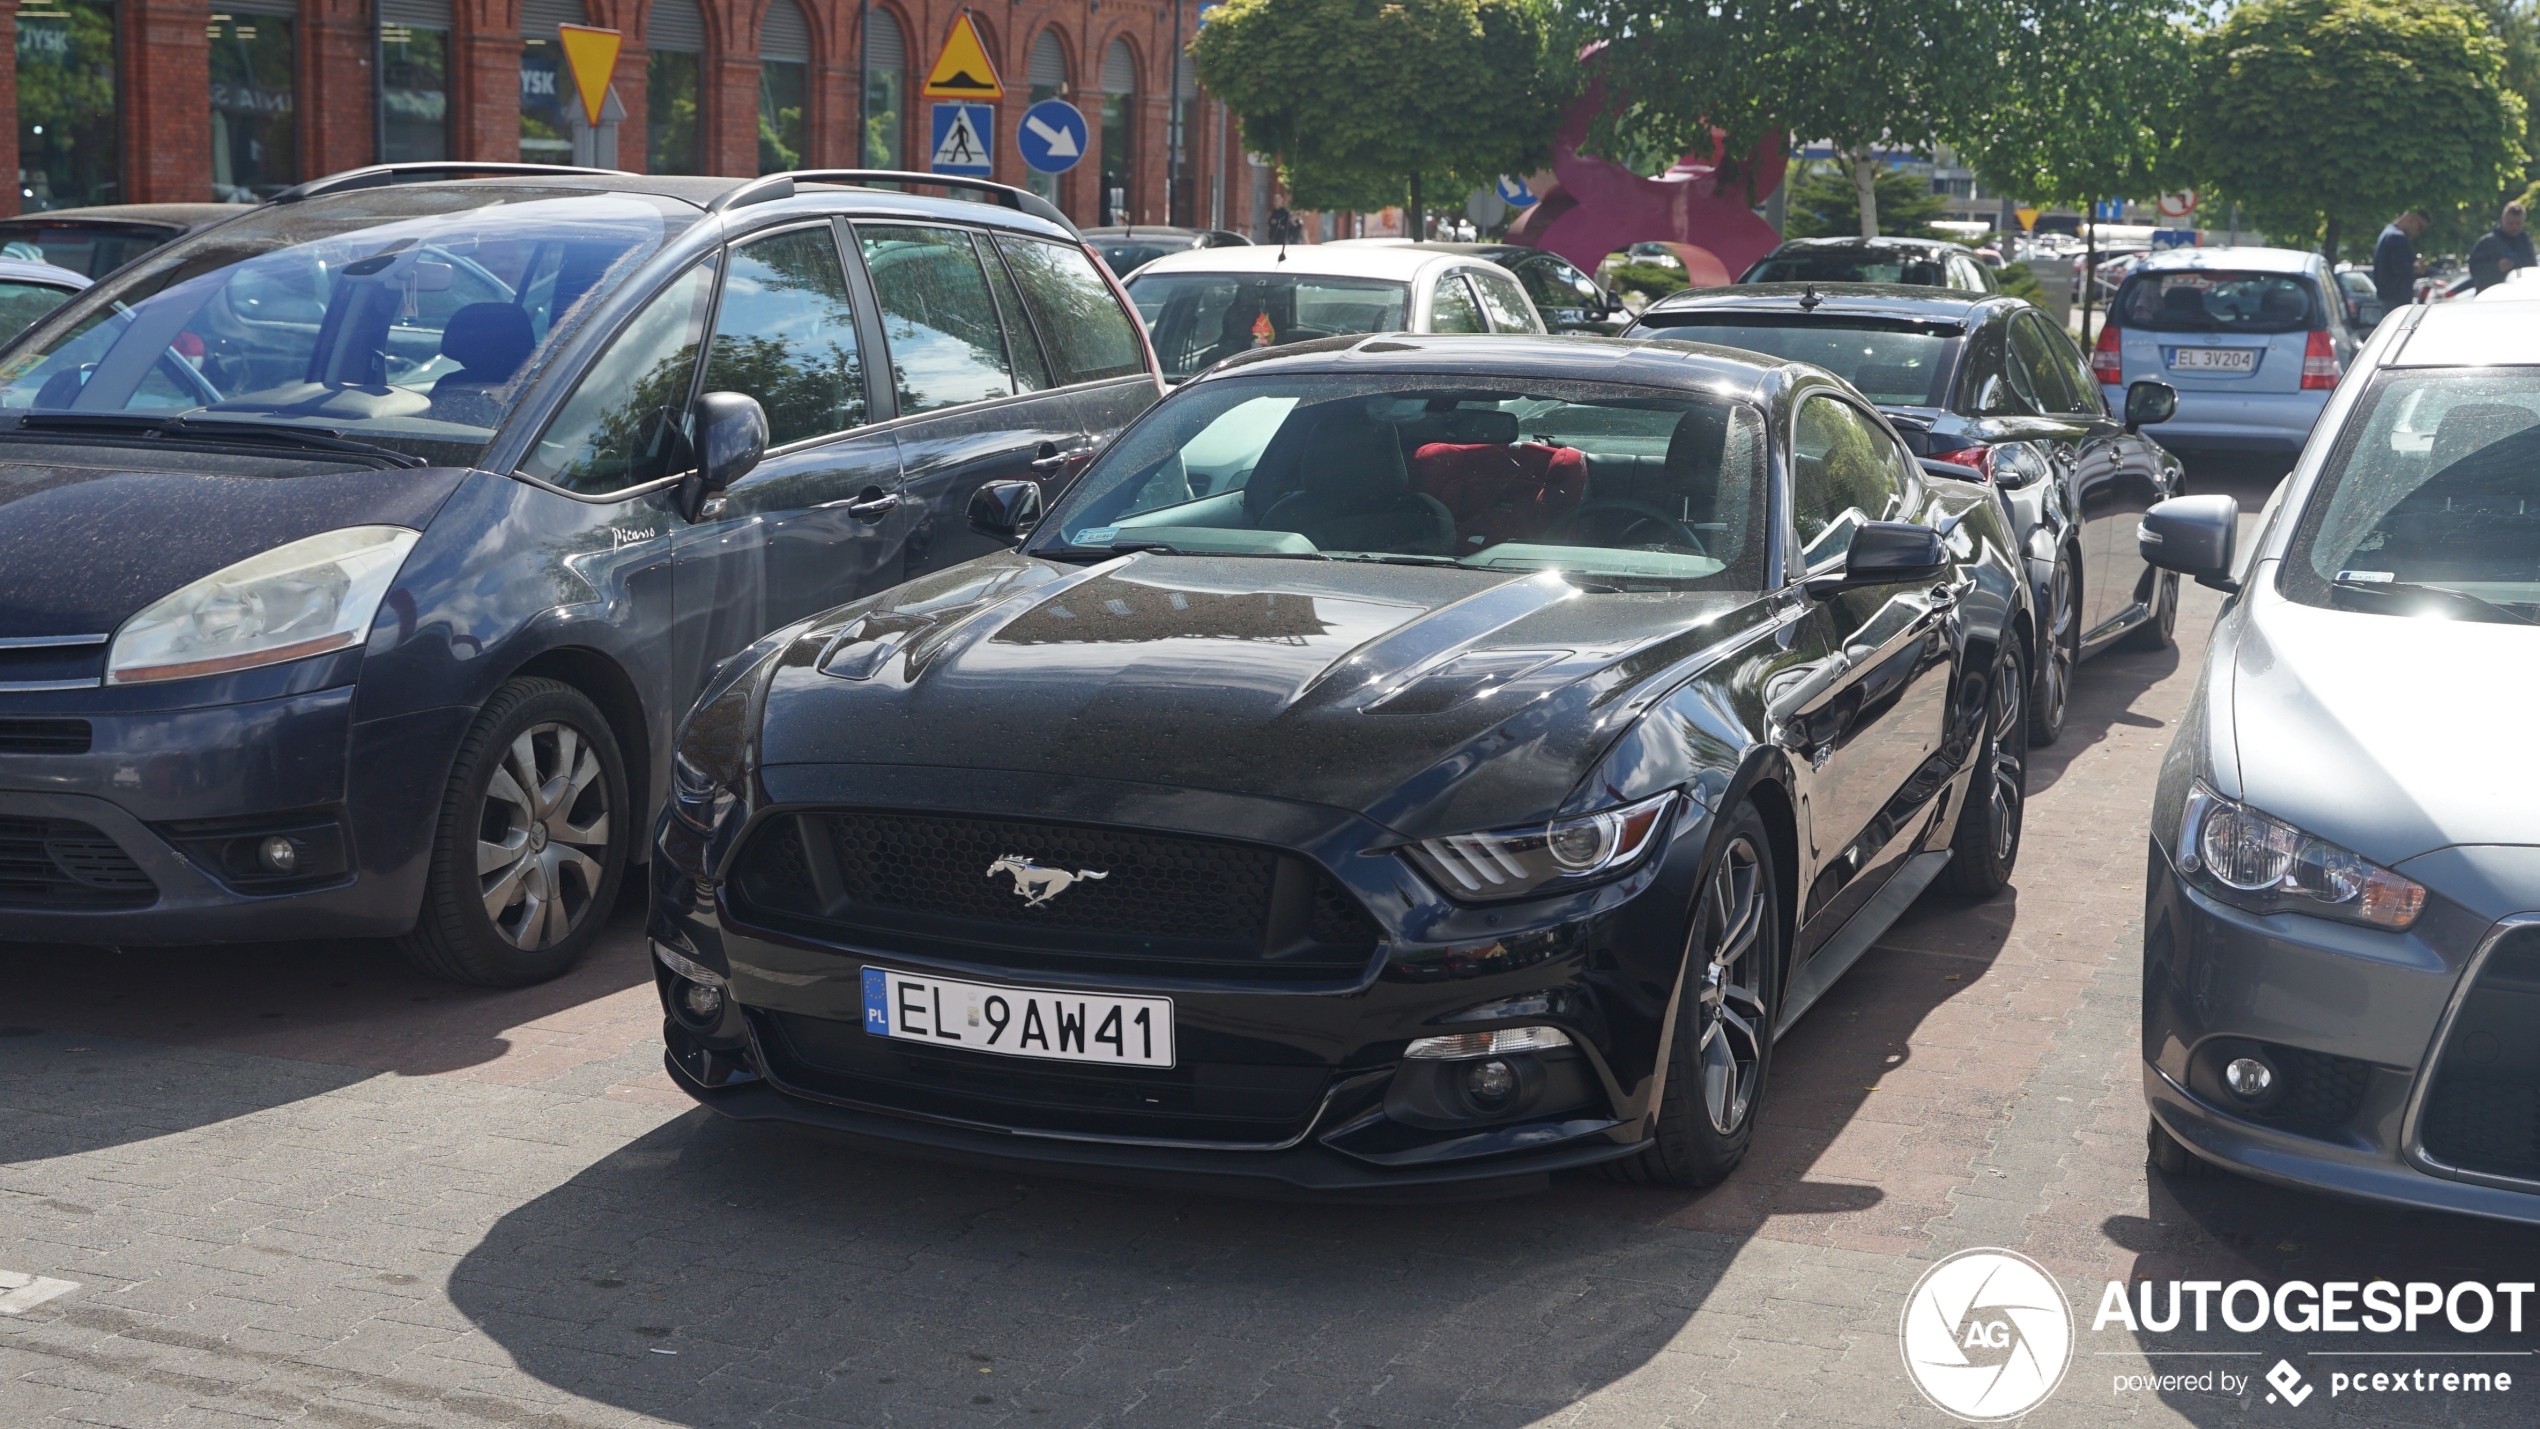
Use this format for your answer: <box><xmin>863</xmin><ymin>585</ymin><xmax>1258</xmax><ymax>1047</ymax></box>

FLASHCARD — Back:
<box><xmin>648</xmin><ymin>0</ymin><xmax>703</xmax><ymax>53</ymax></box>
<box><xmin>759</xmin><ymin>0</ymin><xmax>810</xmax><ymax>61</ymax></box>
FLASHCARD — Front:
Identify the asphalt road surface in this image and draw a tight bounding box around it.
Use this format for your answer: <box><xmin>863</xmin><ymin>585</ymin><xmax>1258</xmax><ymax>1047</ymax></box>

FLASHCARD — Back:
<box><xmin>6</xmin><ymin>458</ymin><xmax>2535</xmax><ymax>1427</ymax></box>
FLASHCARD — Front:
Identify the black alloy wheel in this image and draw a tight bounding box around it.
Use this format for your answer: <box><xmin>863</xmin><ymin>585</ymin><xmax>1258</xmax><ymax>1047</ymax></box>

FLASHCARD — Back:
<box><xmin>1605</xmin><ymin>800</ymin><xmax>1781</xmax><ymax>1187</ymax></box>
<box><xmin>1941</xmin><ymin>641</ymin><xmax>2027</xmax><ymax>898</ymax></box>
<box><xmin>400</xmin><ymin>677</ymin><xmax>629</xmax><ymax>986</ymax></box>
<box><xmin>2118</xmin><ymin>569</ymin><xmax>2181</xmax><ymax>652</ymax></box>
<box><xmin>2029</xmin><ymin>554</ymin><xmax>2079</xmax><ymax>747</ymax></box>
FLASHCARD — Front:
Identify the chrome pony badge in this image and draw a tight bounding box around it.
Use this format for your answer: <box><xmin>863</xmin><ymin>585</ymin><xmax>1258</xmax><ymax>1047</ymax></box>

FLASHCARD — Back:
<box><xmin>987</xmin><ymin>855</ymin><xmax>1108</xmax><ymax>907</ymax></box>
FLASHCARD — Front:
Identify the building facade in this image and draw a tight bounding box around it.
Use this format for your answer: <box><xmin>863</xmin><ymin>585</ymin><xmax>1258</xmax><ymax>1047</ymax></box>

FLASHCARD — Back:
<box><xmin>3</xmin><ymin>0</ymin><xmax>1269</xmax><ymax>232</ymax></box>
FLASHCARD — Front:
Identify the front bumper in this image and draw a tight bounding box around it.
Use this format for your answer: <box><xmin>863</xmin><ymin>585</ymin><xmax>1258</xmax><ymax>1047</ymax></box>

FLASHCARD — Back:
<box><xmin>2141</xmin><ymin>838</ymin><xmax>2540</xmax><ymax>1226</ymax></box>
<box><xmin>0</xmin><ymin>685</ymin><xmax>470</xmax><ymax>942</ymax></box>
<box><xmin>2101</xmin><ymin>382</ymin><xmax>2326</xmax><ymax>452</ymax></box>
<box><xmin>650</xmin><ymin>767</ymin><xmax>1718</xmax><ymax>1194</ymax></box>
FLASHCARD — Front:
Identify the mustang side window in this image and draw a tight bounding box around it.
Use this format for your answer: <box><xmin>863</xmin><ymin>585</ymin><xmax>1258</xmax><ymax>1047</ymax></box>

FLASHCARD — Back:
<box><xmin>1791</xmin><ymin>395</ymin><xmax>1903</xmax><ymax>569</ymax></box>
<box><xmin>521</xmin><ymin>257</ymin><xmax>716</xmax><ymax>494</ymax></box>
<box><xmin>699</xmin><ymin>226</ymin><xmax>866</xmax><ymax>448</ymax></box>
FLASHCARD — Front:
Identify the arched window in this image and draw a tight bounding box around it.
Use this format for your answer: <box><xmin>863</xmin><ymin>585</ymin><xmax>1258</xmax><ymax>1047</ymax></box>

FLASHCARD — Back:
<box><xmin>647</xmin><ymin>0</ymin><xmax>706</xmax><ymax>174</ymax></box>
<box><xmin>1100</xmin><ymin>40</ymin><xmax>1136</xmax><ymax>225</ymax></box>
<box><xmin>1024</xmin><ymin>30</ymin><xmax>1067</xmax><ymax>205</ymax></box>
<box><xmin>758</xmin><ymin>0</ymin><xmax>812</xmax><ymax>173</ymax></box>
<box><xmin>863</xmin><ymin>10</ymin><xmax>907</xmax><ymax>169</ymax></box>
<box><xmin>519</xmin><ymin>0</ymin><xmax>590</xmax><ymax>164</ymax></box>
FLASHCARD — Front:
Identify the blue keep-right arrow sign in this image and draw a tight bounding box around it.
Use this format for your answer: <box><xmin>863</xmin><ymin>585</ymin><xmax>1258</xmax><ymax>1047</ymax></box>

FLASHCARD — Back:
<box><xmin>1018</xmin><ymin>99</ymin><xmax>1088</xmax><ymax>175</ymax></box>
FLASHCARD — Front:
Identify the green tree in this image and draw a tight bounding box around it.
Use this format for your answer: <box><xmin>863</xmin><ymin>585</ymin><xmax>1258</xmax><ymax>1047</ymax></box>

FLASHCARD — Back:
<box><xmin>2186</xmin><ymin>0</ymin><xmax>2527</xmax><ymax>261</ymax></box>
<box><xmin>1193</xmin><ymin>0</ymin><xmax>1567</xmax><ymax>232</ymax></box>
<box><xmin>1952</xmin><ymin>0</ymin><xmax>2194</xmax><ymax>215</ymax></box>
<box><xmin>1781</xmin><ymin>162</ymin><xmax>1951</xmax><ymax>240</ymax></box>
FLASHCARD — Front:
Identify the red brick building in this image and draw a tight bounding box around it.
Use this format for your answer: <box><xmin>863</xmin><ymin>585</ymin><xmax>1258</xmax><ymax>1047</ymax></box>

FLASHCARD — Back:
<box><xmin>3</xmin><ymin>0</ymin><xmax>1275</xmax><ymax>231</ymax></box>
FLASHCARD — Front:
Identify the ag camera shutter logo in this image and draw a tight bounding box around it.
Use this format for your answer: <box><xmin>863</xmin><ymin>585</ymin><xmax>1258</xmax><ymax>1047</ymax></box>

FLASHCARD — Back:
<box><xmin>1900</xmin><ymin>1248</ymin><xmax>2076</xmax><ymax>1421</ymax></box>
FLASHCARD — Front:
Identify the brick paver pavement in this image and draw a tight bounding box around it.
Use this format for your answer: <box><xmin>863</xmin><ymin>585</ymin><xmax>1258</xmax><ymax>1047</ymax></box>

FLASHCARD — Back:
<box><xmin>5</xmin><ymin>464</ymin><xmax>2536</xmax><ymax>1427</ymax></box>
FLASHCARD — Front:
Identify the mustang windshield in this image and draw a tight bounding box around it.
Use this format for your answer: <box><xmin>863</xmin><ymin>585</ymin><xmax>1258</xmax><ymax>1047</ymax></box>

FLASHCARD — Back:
<box><xmin>0</xmin><ymin>188</ymin><xmax>695</xmax><ymax>466</ymax></box>
<box><xmin>1034</xmin><ymin>374</ymin><xmax>1769</xmax><ymax>589</ymax></box>
<box><xmin>2284</xmin><ymin>370</ymin><xmax>2540</xmax><ymax>621</ymax></box>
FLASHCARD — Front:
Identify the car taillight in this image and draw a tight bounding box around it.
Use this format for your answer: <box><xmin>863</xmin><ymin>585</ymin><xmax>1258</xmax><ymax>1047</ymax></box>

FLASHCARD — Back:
<box><xmin>1926</xmin><ymin>444</ymin><xmax>1995</xmax><ymax>480</ymax></box>
<box><xmin>2091</xmin><ymin>324</ymin><xmax>2123</xmax><ymax>385</ymax></box>
<box><xmin>2301</xmin><ymin>329</ymin><xmax>2339</xmax><ymax>390</ymax></box>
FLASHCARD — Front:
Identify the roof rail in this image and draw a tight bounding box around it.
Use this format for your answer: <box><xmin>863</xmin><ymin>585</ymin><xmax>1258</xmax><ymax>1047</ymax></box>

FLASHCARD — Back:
<box><xmin>710</xmin><ymin>170</ymin><xmax>1079</xmax><ymax>236</ymax></box>
<box><xmin>270</xmin><ymin>162</ymin><xmax>628</xmax><ymax>204</ymax></box>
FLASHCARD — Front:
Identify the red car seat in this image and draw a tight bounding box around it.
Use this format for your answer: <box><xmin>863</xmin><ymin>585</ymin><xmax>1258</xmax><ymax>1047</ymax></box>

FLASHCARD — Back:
<box><xmin>1411</xmin><ymin>434</ymin><xmax>1588</xmax><ymax>553</ymax></box>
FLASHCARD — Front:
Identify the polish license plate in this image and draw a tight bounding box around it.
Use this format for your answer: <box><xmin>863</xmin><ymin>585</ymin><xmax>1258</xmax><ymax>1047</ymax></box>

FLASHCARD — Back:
<box><xmin>861</xmin><ymin>967</ymin><xmax>1175</xmax><ymax>1068</ymax></box>
<box><xmin>2167</xmin><ymin>346</ymin><xmax>2257</xmax><ymax>373</ymax></box>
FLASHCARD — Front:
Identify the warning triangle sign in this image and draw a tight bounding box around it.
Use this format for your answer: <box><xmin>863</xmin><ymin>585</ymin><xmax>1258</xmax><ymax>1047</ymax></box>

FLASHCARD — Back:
<box><xmin>922</xmin><ymin>15</ymin><xmax>1005</xmax><ymax>100</ymax></box>
<box><xmin>557</xmin><ymin>25</ymin><xmax>623</xmax><ymax>128</ymax></box>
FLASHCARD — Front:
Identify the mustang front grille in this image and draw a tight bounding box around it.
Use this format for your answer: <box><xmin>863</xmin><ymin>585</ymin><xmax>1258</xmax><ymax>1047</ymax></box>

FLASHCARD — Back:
<box><xmin>728</xmin><ymin>810</ymin><xmax>1383</xmax><ymax>982</ymax></box>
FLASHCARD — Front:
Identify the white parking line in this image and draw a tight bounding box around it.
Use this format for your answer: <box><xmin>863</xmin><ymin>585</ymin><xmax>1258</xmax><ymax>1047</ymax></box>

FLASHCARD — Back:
<box><xmin>0</xmin><ymin>1269</ymin><xmax>78</xmax><ymax>1314</ymax></box>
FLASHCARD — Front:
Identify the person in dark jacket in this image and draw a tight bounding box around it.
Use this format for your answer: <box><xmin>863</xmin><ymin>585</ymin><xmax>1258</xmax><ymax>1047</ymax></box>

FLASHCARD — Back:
<box><xmin>2468</xmin><ymin>202</ymin><xmax>2536</xmax><ymax>292</ymax></box>
<box><xmin>2374</xmin><ymin>209</ymin><xmax>2430</xmax><ymax>309</ymax></box>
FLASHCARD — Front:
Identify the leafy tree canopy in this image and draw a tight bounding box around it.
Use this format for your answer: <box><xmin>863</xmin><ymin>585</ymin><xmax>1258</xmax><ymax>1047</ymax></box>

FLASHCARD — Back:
<box><xmin>1781</xmin><ymin>162</ymin><xmax>1950</xmax><ymax>240</ymax></box>
<box><xmin>1193</xmin><ymin>0</ymin><xmax>1568</xmax><ymax>214</ymax></box>
<box><xmin>1951</xmin><ymin>0</ymin><xmax>2196</xmax><ymax>209</ymax></box>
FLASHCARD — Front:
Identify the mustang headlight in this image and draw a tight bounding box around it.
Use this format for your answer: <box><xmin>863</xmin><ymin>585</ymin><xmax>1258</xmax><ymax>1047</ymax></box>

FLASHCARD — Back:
<box><xmin>1407</xmin><ymin>791</ymin><xmax>1677</xmax><ymax>901</ymax></box>
<box><xmin>2178</xmin><ymin>782</ymin><xmax>2425</xmax><ymax>930</ymax></box>
<box><xmin>107</xmin><ymin>526</ymin><xmax>419</xmax><ymax>684</ymax></box>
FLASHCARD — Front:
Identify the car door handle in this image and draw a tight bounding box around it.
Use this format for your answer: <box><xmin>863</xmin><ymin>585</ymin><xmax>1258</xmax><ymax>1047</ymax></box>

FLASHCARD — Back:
<box><xmin>844</xmin><ymin>491</ymin><xmax>902</xmax><ymax>520</ymax></box>
<box><xmin>1031</xmin><ymin>444</ymin><xmax>1096</xmax><ymax>472</ymax></box>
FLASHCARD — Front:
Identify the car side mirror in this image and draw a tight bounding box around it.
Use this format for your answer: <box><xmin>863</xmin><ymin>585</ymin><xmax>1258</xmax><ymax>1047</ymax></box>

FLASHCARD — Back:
<box><xmin>2123</xmin><ymin>379</ymin><xmax>2177</xmax><ymax>433</ymax></box>
<box><xmin>967</xmin><ymin>479</ymin><xmax>1044</xmax><ymax>544</ymax></box>
<box><xmin>2139</xmin><ymin>493</ymin><xmax>2239</xmax><ymax>592</ymax></box>
<box><xmin>1805</xmin><ymin>521</ymin><xmax>1948</xmax><ymax>597</ymax></box>
<box><xmin>680</xmin><ymin>391</ymin><xmax>767</xmax><ymax>520</ymax></box>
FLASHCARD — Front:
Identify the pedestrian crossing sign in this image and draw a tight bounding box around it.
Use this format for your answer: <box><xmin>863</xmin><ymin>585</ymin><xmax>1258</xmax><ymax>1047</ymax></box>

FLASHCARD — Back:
<box><xmin>922</xmin><ymin>15</ymin><xmax>1004</xmax><ymax>100</ymax></box>
<box><xmin>930</xmin><ymin>102</ymin><xmax>994</xmax><ymax>176</ymax></box>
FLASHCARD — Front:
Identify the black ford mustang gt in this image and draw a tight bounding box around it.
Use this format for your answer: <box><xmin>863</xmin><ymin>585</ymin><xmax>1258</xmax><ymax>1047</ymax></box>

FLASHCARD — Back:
<box><xmin>649</xmin><ymin>334</ymin><xmax>2036</xmax><ymax>1196</ymax></box>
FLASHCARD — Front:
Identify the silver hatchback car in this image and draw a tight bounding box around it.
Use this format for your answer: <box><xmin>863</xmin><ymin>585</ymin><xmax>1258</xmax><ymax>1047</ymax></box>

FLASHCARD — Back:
<box><xmin>2136</xmin><ymin>299</ymin><xmax>2540</xmax><ymax>1223</ymax></box>
<box><xmin>2093</xmin><ymin>246</ymin><xmax>2362</xmax><ymax>455</ymax></box>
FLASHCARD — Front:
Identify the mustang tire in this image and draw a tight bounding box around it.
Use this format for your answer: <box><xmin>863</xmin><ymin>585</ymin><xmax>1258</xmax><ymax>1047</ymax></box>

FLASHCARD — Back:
<box><xmin>1605</xmin><ymin>800</ymin><xmax>1781</xmax><ymax>1188</ymax></box>
<box><xmin>2030</xmin><ymin>552</ymin><xmax>2078</xmax><ymax>747</ymax></box>
<box><xmin>1940</xmin><ymin>640</ymin><xmax>2027</xmax><ymax>898</ymax></box>
<box><xmin>400</xmin><ymin>677</ymin><xmax>629</xmax><ymax>986</ymax></box>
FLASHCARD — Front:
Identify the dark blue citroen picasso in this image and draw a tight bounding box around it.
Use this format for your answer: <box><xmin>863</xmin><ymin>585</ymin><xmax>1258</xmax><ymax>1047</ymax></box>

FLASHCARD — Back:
<box><xmin>0</xmin><ymin>164</ymin><xmax>1160</xmax><ymax>984</ymax></box>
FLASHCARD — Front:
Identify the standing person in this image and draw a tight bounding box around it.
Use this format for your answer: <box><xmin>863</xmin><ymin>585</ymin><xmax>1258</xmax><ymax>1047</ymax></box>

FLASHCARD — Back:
<box><xmin>2468</xmin><ymin>201</ymin><xmax>2536</xmax><ymax>292</ymax></box>
<box><xmin>2373</xmin><ymin>208</ymin><xmax>2430</xmax><ymax>309</ymax></box>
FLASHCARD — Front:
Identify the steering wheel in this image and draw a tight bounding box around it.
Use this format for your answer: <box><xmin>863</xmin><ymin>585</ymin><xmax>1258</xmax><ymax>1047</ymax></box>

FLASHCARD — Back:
<box><xmin>1545</xmin><ymin>499</ymin><xmax>1708</xmax><ymax>555</ymax></box>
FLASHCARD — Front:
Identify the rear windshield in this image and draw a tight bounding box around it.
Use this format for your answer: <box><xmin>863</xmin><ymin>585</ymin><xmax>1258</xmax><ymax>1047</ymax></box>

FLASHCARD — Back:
<box><xmin>2282</xmin><ymin>369</ymin><xmax>2540</xmax><ymax>621</ymax></box>
<box><xmin>2116</xmin><ymin>270</ymin><xmax>2321</xmax><ymax>334</ymax></box>
<box><xmin>1633</xmin><ymin>314</ymin><xmax>1959</xmax><ymax>407</ymax></box>
<box><xmin>1098</xmin><ymin>243</ymin><xmax>1178</xmax><ymax>277</ymax></box>
<box><xmin>0</xmin><ymin>221</ymin><xmax>180</xmax><ymax>278</ymax></box>
<box><xmin>1125</xmin><ymin>271</ymin><xmax>1411</xmax><ymax>379</ymax></box>
<box><xmin>1742</xmin><ymin>250</ymin><xmax>1953</xmax><ymax>287</ymax></box>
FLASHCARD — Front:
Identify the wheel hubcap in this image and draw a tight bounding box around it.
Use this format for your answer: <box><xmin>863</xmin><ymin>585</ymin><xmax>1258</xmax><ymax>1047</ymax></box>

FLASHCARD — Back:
<box><xmin>477</xmin><ymin>722</ymin><xmax>610</xmax><ymax>951</ymax></box>
<box><xmin>1989</xmin><ymin>661</ymin><xmax>2027</xmax><ymax>862</ymax></box>
<box><xmin>2042</xmin><ymin>563</ymin><xmax>2076</xmax><ymax>728</ymax></box>
<box><xmin>1694</xmin><ymin>836</ymin><xmax>1768</xmax><ymax>1135</ymax></box>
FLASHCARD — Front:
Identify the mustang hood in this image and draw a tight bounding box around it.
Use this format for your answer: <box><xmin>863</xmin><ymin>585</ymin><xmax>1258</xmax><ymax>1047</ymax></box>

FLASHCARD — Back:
<box><xmin>0</xmin><ymin>444</ymin><xmax>466</xmax><ymax>640</ymax></box>
<box><xmin>2232</xmin><ymin>591</ymin><xmax>2540</xmax><ymax>863</ymax></box>
<box><xmin>753</xmin><ymin>551</ymin><xmax>1760</xmax><ymax>835</ymax></box>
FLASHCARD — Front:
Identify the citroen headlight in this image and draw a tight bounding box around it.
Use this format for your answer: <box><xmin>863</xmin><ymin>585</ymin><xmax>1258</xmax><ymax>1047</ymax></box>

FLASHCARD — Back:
<box><xmin>2178</xmin><ymin>781</ymin><xmax>2425</xmax><ymax>930</ymax></box>
<box><xmin>106</xmin><ymin>526</ymin><xmax>419</xmax><ymax>684</ymax></box>
<box><xmin>1406</xmin><ymin>791</ymin><xmax>1677</xmax><ymax>902</ymax></box>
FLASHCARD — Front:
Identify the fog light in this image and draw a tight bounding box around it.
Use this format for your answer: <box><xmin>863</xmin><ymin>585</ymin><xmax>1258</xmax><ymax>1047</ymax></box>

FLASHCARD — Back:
<box><xmin>1405</xmin><ymin>1025</ymin><xmax>1573</xmax><ymax>1059</ymax></box>
<box><xmin>1465</xmin><ymin>1059</ymin><xmax>1518</xmax><ymax>1106</ymax></box>
<box><xmin>258</xmin><ymin>836</ymin><xmax>299</xmax><ymax>874</ymax></box>
<box><xmin>2224</xmin><ymin>1056</ymin><xmax>2273</xmax><ymax>1100</ymax></box>
<box><xmin>678</xmin><ymin>980</ymin><xmax>724</xmax><ymax>1022</ymax></box>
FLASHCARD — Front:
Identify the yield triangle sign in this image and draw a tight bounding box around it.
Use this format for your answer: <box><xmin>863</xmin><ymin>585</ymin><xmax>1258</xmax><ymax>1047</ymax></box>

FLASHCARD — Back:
<box><xmin>922</xmin><ymin>14</ymin><xmax>1004</xmax><ymax>100</ymax></box>
<box><xmin>557</xmin><ymin>25</ymin><xmax>623</xmax><ymax>127</ymax></box>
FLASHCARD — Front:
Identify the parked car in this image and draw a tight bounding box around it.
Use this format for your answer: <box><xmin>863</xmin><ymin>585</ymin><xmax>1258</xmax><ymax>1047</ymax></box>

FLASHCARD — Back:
<box><xmin>2092</xmin><ymin>246</ymin><xmax>2359</xmax><ymax>455</ymax></box>
<box><xmin>649</xmin><ymin>331</ymin><xmax>2034</xmax><ymax>1196</ymax></box>
<box><xmin>1085</xmin><ymin>224</ymin><xmax>1251</xmax><ymax>279</ymax></box>
<box><xmin>1740</xmin><ymin>237</ymin><xmax>1999</xmax><ymax>293</ymax></box>
<box><xmin>2138</xmin><ymin>298</ymin><xmax>2540</xmax><ymax>1226</ymax></box>
<box><xmin>0</xmin><ymin>203</ymin><xmax>242</xmax><ymax>279</ymax></box>
<box><xmin>1400</xmin><ymin>242</ymin><xmax>1630</xmax><ymax>333</ymax></box>
<box><xmin>0</xmin><ymin>256</ymin><xmax>87</xmax><ymax>337</ymax></box>
<box><xmin>1628</xmin><ymin>283</ymin><xmax>2182</xmax><ymax>746</ymax></box>
<box><xmin>2332</xmin><ymin>264</ymin><xmax>2389</xmax><ymax>328</ymax></box>
<box><xmin>0</xmin><ymin>163</ymin><xmax>1161</xmax><ymax>985</ymax></box>
<box><xmin>1124</xmin><ymin>243</ymin><xmax>1546</xmax><ymax>381</ymax></box>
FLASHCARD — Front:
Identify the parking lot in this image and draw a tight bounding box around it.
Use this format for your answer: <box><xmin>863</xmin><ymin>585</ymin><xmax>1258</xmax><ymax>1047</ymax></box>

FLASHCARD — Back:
<box><xmin>2</xmin><ymin>456</ymin><xmax>2534</xmax><ymax>1428</ymax></box>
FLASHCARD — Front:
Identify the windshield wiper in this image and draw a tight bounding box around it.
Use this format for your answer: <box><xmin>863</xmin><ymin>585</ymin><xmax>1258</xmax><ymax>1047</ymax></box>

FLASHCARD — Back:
<box><xmin>1040</xmin><ymin>540</ymin><xmax>1335</xmax><ymax>563</ymax></box>
<box><xmin>2331</xmin><ymin>574</ymin><xmax>2539</xmax><ymax>626</ymax></box>
<box><xmin>1325</xmin><ymin>552</ymin><xmax>1467</xmax><ymax>567</ymax></box>
<box><xmin>6</xmin><ymin>412</ymin><xmax>426</xmax><ymax>469</ymax></box>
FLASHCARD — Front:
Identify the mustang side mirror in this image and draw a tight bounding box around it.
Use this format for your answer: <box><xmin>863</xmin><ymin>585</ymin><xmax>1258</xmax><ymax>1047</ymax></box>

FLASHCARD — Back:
<box><xmin>967</xmin><ymin>479</ymin><xmax>1044</xmax><ymax>543</ymax></box>
<box><xmin>2139</xmin><ymin>493</ymin><xmax>2240</xmax><ymax>592</ymax></box>
<box><xmin>2124</xmin><ymin>379</ymin><xmax>2178</xmax><ymax>433</ymax></box>
<box><xmin>679</xmin><ymin>391</ymin><xmax>768</xmax><ymax>521</ymax></box>
<box><xmin>1805</xmin><ymin>521</ymin><xmax>1948</xmax><ymax>598</ymax></box>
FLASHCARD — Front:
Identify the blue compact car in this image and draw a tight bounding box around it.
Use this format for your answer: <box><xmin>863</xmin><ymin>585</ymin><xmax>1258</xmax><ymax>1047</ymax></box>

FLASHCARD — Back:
<box><xmin>0</xmin><ymin>163</ymin><xmax>1160</xmax><ymax>983</ymax></box>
